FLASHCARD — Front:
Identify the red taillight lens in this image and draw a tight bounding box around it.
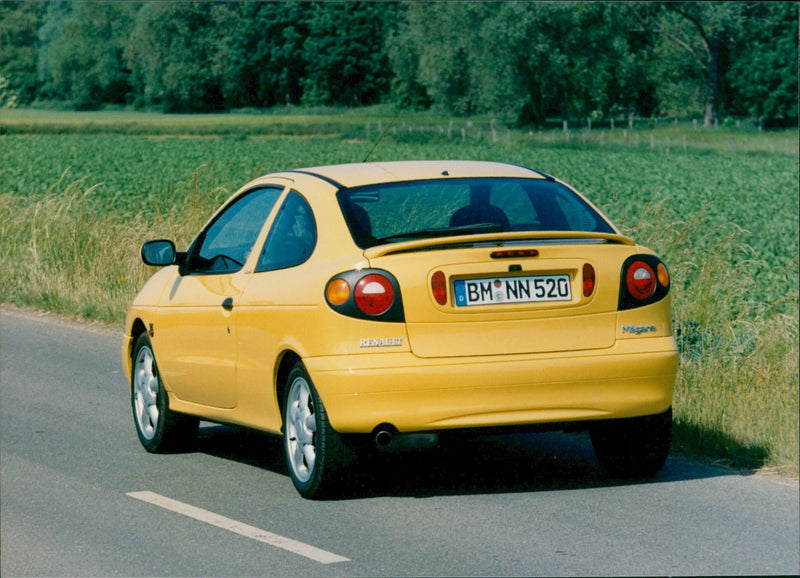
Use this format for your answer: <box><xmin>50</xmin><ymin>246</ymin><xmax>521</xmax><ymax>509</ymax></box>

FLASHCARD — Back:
<box><xmin>490</xmin><ymin>249</ymin><xmax>539</xmax><ymax>259</ymax></box>
<box><xmin>626</xmin><ymin>261</ymin><xmax>656</xmax><ymax>300</ymax></box>
<box><xmin>431</xmin><ymin>271</ymin><xmax>447</xmax><ymax>305</ymax></box>
<box><xmin>582</xmin><ymin>263</ymin><xmax>595</xmax><ymax>297</ymax></box>
<box><xmin>354</xmin><ymin>274</ymin><xmax>395</xmax><ymax>315</ymax></box>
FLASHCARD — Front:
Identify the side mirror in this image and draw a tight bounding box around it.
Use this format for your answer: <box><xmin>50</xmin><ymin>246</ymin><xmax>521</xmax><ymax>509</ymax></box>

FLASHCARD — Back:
<box><xmin>141</xmin><ymin>239</ymin><xmax>177</xmax><ymax>267</ymax></box>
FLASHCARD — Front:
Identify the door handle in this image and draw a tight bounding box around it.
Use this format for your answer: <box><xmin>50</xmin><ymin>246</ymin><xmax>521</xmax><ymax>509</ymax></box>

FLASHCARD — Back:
<box><xmin>221</xmin><ymin>297</ymin><xmax>234</xmax><ymax>311</ymax></box>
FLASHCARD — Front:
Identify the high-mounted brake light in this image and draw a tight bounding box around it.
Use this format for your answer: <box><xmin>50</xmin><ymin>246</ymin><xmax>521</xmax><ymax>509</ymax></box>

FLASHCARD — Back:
<box><xmin>491</xmin><ymin>249</ymin><xmax>539</xmax><ymax>259</ymax></box>
<box><xmin>431</xmin><ymin>271</ymin><xmax>447</xmax><ymax>305</ymax></box>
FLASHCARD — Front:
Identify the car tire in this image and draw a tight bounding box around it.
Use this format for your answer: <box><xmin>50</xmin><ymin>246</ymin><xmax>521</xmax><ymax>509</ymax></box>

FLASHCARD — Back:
<box><xmin>590</xmin><ymin>408</ymin><xmax>672</xmax><ymax>477</ymax></box>
<box><xmin>131</xmin><ymin>333</ymin><xmax>198</xmax><ymax>453</ymax></box>
<box><xmin>283</xmin><ymin>363</ymin><xmax>353</xmax><ymax>499</ymax></box>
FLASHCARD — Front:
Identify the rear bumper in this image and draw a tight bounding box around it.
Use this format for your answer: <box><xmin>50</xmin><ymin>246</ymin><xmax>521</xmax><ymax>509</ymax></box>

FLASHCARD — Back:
<box><xmin>305</xmin><ymin>337</ymin><xmax>677</xmax><ymax>433</ymax></box>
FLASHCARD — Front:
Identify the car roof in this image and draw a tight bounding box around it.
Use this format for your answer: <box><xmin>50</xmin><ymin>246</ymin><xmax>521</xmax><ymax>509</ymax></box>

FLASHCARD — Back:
<box><xmin>270</xmin><ymin>160</ymin><xmax>552</xmax><ymax>189</ymax></box>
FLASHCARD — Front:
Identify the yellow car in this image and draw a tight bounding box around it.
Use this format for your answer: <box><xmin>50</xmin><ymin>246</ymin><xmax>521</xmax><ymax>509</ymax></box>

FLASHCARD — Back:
<box><xmin>122</xmin><ymin>160</ymin><xmax>677</xmax><ymax>498</ymax></box>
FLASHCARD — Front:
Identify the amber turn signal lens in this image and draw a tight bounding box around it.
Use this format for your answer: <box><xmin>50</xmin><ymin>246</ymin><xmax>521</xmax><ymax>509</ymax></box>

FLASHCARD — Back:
<box><xmin>657</xmin><ymin>262</ymin><xmax>670</xmax><ymax>288</ymax></box>
<box><xmin>326</xmin><ymin>278</ymin><xmax>350</xmax><ymax>306</ymax></box>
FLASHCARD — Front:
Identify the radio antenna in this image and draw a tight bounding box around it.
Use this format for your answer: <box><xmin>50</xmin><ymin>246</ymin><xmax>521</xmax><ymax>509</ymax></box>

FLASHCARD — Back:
<box><xmin>363</xmin><ymin>108</ymin><xmax>401</xmax><ymax>162</ymax></box>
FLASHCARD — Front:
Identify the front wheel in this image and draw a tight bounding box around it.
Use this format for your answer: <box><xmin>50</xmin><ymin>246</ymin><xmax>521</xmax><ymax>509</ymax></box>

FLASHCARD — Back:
<box><xmin>131</xmin><ymin>333</ymin><xmax>198</xmax><ymax>452</ymax></box>
<box><xmin>590</xmin><ymin>408</ymin><xmax>672</xmax><ymax>477</ymax></box>
<box><xmin>283</xmin><ymin>363</ymin><xmax>352</xmax><ymax>499</ymax></box>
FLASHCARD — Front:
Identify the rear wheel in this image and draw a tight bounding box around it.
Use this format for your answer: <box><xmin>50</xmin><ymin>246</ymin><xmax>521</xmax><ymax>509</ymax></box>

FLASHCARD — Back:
<box><xmin>131</xmin><ymin>333</ymin><xmax>198</xmax><ymax>452</ymax></box>
<box><xmin>283</xmin><ymin>363</ymin><xmax>352</xmax><ymax>499</ymax></box>
<box><xmin>590</xmin><ymin>408</ymin><xmax>672</xmax><ymax>477</ymax></box>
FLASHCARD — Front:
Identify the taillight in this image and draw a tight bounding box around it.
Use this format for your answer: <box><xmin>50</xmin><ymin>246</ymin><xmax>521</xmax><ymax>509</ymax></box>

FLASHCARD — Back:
<box><xmin>626</xmin><ymin>261</ymin><xmax>656</xmax><ymax>300</ymax></box>
<box><xmin>619</xmin><ymin>255</ymin><xmax>670</xmax><ymax>310</ymax></box>
<box><xmin>325</xmin><ymin>269</ymin><xmax>404</xmax><ymax>322</ymax></box>
<box><xmin>355</xmin><ymin>274</ymin><xmax>395</xmax><ymax>316</ymax></box>
<box><xmin>657</xmin><ymin>262</ymin><xmax>670</xmax><ymax>288</ymax></box>
<box><xmin>582</xmin><ymin>263</ymin><xmax>595</xmax><ymax>297</ymax></box>
<box><xmin>431</xmin><ymin>271</ymin><xmax>447</xmax><ymax>305</ymax></box>
<box><xmin>326</xmin><ymin>278</ymin><xmax>350</xmax><ymax>305</ymax></box>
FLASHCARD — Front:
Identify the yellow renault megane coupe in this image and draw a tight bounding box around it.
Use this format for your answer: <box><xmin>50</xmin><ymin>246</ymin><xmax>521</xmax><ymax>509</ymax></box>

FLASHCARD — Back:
<box><xmin>122</xmin><ymin>160</ymin><xmax>677</xmax><ymax>498</ymax></box>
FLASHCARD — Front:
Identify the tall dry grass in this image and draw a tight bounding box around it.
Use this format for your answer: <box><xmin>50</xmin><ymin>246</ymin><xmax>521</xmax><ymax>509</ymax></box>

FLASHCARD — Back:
<box><xmin>630</xmin><ymin>200</ymin><xmax>799</xmax><ymax>475</ymax></box>
<box><xmin>0</xmin><ymin>166</ymin><xmax>229</xmax><ymax>322</ymax></box>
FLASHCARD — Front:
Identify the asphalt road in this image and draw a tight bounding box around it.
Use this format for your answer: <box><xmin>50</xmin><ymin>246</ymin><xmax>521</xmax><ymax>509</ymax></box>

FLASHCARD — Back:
<box><xmin>1</xmin><ymin>310</ymin><xmax>798</xmax><ymax>577</ymax></box>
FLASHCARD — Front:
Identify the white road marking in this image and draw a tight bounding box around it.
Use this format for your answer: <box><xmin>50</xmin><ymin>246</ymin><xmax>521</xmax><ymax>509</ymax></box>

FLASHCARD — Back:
<box><xmin>126</xmin><ymin>491</ymin><xmax>349</xmax><ymax>564</ymax></box>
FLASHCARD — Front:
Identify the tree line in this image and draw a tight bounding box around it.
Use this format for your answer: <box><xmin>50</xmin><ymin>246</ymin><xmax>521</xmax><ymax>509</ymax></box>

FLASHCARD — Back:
<box><xmin>1</xmin><ymin>1</ymin><xmax>796</xmax><ymax>127</ymax></box>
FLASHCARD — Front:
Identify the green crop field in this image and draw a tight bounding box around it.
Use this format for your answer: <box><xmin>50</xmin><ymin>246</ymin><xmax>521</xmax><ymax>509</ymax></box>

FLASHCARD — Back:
<box><xmin>1</xmin><ymin>109</ymin><xmax>797</xmax><ymax>477</ymax></box>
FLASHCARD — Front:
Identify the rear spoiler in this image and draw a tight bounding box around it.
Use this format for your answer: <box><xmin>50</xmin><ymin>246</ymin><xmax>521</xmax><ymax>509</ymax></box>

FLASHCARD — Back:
<box><xmin>363</xmin><ymin>231</ymin><xmax>635</xmax><ymax>259</ymax></box>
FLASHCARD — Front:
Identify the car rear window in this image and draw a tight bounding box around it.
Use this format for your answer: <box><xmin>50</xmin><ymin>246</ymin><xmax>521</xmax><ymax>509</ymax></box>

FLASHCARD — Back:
<box><xmin>338</xmin><ymin>177</ymin><xmax>614</xmax><ymax>249</ymax></box>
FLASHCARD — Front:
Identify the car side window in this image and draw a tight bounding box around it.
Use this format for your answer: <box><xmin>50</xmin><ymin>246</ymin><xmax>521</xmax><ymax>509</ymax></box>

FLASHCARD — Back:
<box><xmin>188</xmin><ymin>186</ymin><xmax>282</xmax><ymax>275</ymax></box>
<box><xmin>524</xmin><ymin>180</ymin><xmax>614</xmax><ymax>233</ymax></box>
<box><xmin>256</xmin><ymin>191</ymin><xmax>317</xmax><ymax>272</ymax></box>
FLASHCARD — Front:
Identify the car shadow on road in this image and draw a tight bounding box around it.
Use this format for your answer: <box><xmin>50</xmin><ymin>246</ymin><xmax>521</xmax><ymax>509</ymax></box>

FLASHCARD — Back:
<box><xmin>192</xmin><ymin>423</ymin><xmax>746</xmax><ymax>500</ymax></box>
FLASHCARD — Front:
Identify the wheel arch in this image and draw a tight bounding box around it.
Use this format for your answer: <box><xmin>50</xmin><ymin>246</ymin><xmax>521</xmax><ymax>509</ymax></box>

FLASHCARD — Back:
<box><xmin>275</xmin><ymin>349</ymin><xmax>302</xmax><ymax>428</ymax></box>
<box><xmin>123</xmin><ymin>318</ymin><xmax>149</xmax><ymax>381</ymax></box>
<box><xmin>129</xmin><ymin>319</ymin><xmax>149</xmax><ymax>356</ymax></box>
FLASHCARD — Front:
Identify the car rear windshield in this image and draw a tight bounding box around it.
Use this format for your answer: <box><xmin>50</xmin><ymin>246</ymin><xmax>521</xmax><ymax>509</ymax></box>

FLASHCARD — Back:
<box><xmin>338</xmin><ymin>177</ymin><xmax>615</xmax><ymax>249</ymax></box>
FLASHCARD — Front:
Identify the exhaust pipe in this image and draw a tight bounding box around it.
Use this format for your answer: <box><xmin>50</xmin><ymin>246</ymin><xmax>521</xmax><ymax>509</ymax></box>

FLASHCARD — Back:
<box><xmin>373</xmin><ymin>424</ymin><xmax>438</xmax><ymax>452</ymax></box>
<box><xmin>375</xmin><ymin>429</ymin><xmax>394</xmax><ymax>449</ymax></box>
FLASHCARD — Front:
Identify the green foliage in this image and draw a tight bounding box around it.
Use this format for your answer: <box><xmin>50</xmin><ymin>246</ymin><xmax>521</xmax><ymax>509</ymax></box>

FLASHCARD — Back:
<box><xmin>0</xmin><ymin>0</ymin><xmax>45</xmax><ymax>105</ymax></box>
<box><xmin>126</xmin><ymin>2</ymin><xmax>228</xmax><ymax>112</ymax></box>
<box><xmin>0</xmin><ymin>1</ymin><xmax>796</xmax><ymax>121</ymax></box>
<box><xmin>36</xmin><ymin>1</ymin><xmax>137</xmax><ymax>109</ymax></box>
<box><xmin>301</xmin><ymin>2</ymin><xmax>394</xmax><ymax>107</ymax></box>
<box><xmin>215</xmin><ymin>2</ymin><xmax>309</xmax><ymax>108</ymax></box>
<box><xmin>728</xmin><ymin>3</ymin><xmax>799</xmax><ymax>120</ymax></box>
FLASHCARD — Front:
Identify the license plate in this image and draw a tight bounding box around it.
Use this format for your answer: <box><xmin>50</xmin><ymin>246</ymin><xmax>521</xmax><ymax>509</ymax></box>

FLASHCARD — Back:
<box><xmin>453</xmin><ymin>274</ymin><xmax>571</xmax><ymax>306</ymax></box>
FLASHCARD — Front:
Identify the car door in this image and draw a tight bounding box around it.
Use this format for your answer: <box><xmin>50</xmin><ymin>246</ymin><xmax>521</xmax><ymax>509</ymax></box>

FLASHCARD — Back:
<box><xmin>154</xmin><ymin>185</ymin><xmax>284</xmax><ymax>408</ymax></box>
<box><xmin>235</xmin><ymin>191</ymin><xmax>320</xmax><ymax>430</ymax></box>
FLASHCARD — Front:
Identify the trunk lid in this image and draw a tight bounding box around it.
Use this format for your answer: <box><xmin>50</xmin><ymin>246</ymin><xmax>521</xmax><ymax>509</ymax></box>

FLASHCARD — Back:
<box><xmin>365</xmin><ymin>234</ymin><xmax>637</xmax><ymax>358</ymax></box>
